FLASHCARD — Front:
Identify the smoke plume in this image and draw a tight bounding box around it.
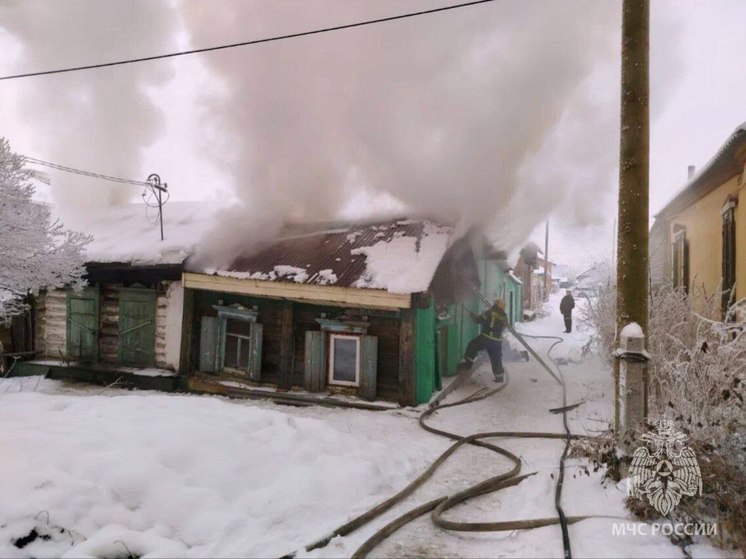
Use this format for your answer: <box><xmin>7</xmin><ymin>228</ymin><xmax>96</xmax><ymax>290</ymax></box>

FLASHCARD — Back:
<box><xmin>2</xmin><ymin>1</ymin><xmax>681</xmax><ymax>270</ymax></box>
<box><xmin>0</xmin><ymin>0</ymin><xmax>177</xmax><ymax>223</ymax></box>
<box><xmin>181</xmin><ymin>0</ymin><xmax>623</xmax><ymax>265</ymax></box>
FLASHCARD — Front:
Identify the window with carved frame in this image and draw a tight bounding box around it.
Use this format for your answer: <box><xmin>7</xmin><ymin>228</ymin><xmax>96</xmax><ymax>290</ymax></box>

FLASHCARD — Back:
<box><xmin>721</xmin><ymin>195</ymin><xmax>737</xmax><ymax>320</ymax></box>
<box><xmin>672</xmin><ymin>224</ymin><xmax>688</xmax><ymax>293</ymax></box>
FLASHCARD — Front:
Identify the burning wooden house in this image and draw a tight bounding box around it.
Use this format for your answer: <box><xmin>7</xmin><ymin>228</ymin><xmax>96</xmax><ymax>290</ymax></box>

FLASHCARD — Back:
<box><xmin>13</xmin><ymin>205</ymin><xmax>522</xmax><ymax>406</ymax></box>
<box><xmin>182</xmin><ymin>218</ymin><xmax>523</xmax><ymax>405</ymax></box>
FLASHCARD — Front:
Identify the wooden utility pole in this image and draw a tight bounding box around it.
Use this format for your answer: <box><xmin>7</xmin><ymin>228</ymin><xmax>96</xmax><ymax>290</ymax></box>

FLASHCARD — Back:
<box><xmin>544</xmin><ymin>220</ymin><xmax>549</xmax><ymax>300</ymax></box>
<box><xmin>616</xmin><ymin>0</ymin><xmax>650</xmax><ymax>430</ymax></box>
<box><xmin>612</xmin><ymin>217</ymin><xmax>616</xmax><ymax>272</ymax></box>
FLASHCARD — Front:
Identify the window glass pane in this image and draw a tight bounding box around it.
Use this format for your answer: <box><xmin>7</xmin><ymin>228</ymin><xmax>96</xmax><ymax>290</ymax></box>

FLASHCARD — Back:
<box><xmin>227</xmin><ymin>318</ymin><xmax>252</xmax><ymax>337</ymax></box>
<box><xmin>333</xmin><ymin>337</ymin><xmax>358</xmax><ymax>383</ymax></box>
<box><xmin>239</xmin><ymin>337</ymin><xmax>250</xmax><ymax>369</ymax></box>
<box><xmin>225</xmin><ymin>335</ymin><xmax>238</xmax><ymax>368</ymax></box>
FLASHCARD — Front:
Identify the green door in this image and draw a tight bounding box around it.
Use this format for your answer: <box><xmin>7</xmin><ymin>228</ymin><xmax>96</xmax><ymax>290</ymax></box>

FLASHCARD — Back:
<box><xmin>67</xmin><ymin>288</ymin><xmax>99</xmax><ymax>362</ymax></box>
<box><xmin>118</xmin><ymin>288</ymin><xmax>157</xmax><ymax>368</ymax></box>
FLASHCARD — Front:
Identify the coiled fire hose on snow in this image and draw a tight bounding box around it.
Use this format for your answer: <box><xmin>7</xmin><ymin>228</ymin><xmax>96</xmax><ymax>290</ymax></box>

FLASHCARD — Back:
<box><xmin>280</xmin><ymin>300</ymin><xmax>602</xmax><ymax>559</ymax></box>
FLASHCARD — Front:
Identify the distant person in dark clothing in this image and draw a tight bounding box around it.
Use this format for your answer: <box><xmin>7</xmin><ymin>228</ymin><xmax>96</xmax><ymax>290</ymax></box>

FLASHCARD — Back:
<box><xmin>459</xmin><ymin>299</ymin><xmax>508</xmax><ymax>382</ymax></box>
<box><xmin>560</xmin><ymin>289</ymin><xmax>575</xmax><ymax>333</ymax></box>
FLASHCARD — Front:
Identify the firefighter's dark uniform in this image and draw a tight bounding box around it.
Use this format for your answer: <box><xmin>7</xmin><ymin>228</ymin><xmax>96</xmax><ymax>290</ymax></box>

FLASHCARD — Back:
<box><xmin>462</xmin><ymin>304</ymin><xmax>508</xmax><ymax>381</ymax></box>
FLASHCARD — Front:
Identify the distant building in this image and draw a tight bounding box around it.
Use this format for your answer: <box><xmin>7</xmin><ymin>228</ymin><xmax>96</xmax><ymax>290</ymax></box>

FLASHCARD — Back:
<box><xmin>535</xmin><ymin>256</ymin><xmax>553</xmax><ymax>298</ymax></box>
<box><xmin>574</xmin><ymin>261</ymin><xmax>613</xmax><ymax>297</ymax></box>
<box><xmin>515</xmin><ymin>242</ymin><xmax>544</xmax><ymax>310</ymax></box>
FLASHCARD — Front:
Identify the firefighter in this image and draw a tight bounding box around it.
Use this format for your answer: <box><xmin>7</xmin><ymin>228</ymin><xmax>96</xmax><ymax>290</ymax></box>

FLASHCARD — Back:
<box><xmin>458</xmin><ymin>298</ymin><xmax>508</xmax><ymax>382</ymax></box>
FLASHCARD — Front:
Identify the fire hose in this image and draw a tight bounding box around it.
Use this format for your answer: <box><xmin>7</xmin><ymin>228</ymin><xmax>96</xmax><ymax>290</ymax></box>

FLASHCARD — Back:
<box><xmin>281</xmin><ymin>298</ymin><xmax>598</xmax><ymax>558</ymax></box>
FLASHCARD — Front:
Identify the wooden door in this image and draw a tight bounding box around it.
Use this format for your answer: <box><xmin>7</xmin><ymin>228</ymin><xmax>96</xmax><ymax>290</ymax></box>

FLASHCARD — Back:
<box><xmin>67</xmin><ymin>288</ymin><xmax>99</xmax><ymax>362</ymax></box>
<box><xmin>118</xmin><ymin>288</ymin><xmax>156</xmax><ymax>368</ymax></box>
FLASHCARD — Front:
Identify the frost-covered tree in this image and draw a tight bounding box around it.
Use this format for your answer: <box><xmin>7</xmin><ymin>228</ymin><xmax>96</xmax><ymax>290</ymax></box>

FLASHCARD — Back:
<box><xmin>0</xmin><ymin>138</ymin><xmax>90</xmax><ymax>323</ymax></box>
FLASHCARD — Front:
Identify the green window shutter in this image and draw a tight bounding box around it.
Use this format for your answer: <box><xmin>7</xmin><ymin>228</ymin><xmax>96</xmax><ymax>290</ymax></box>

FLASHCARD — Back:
<box><xmin>360</xmin><ymin>335</ymin><xmax>378</xmax><ymax>401</ymax></box>
<box><xmin>118</xmin><ymin>288</ymin><xmax>157</xmax><ymax>368</ymax></box>
<box><xmin>199</xmin><ymin>316</ymin><xmax>220</xmax><ymax>373</ymax></box>
<box><xmin>248</xmin><ymin>322</ymin><xmax>263</xmax><ymax>381</ymax></box>
<box><xmin>67</xmin><ymin>288</ymin><xmax>99</xmax><ymax>362</ymax></box>
<box><xmin>722</xmin><ymin>207</ymin><xmax>736</xmax><ymax>318</ymax></box>
<box><xmin>304</xmin><ymin>330</ymin><xmax>326</xmax><ymax>392</ymax></box>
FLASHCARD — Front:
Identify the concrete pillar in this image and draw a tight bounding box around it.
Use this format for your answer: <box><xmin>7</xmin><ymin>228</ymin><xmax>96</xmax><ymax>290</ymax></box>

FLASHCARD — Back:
<box><xmin>615</xmin><ymin>326</ymin><xmax>650</xmax><ymax>444</ymax></box>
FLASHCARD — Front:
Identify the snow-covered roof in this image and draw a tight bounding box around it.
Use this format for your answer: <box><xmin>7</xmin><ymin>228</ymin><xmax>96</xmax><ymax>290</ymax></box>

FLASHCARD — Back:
<box><xmin>657</xmin><ymin>121</ymin><xmax>746</xmax><ymax>217</ymax></box>
<box><xmin>203</xmin><ymin>218</ymin><xmax>454</xmax><ymax>295</ymax></box>
<box><xmin>72</xmin><ymin>202</ymin><xmax>218</xmax><ymax>266</ymax></box>
<box><xmin>508</xmin><ymin>271</ymin><xmax>523</xmax><ymax>285</ymax></box>
<box><xmin>576</xmin><ymin>261</ymin><xmax>612</xmax><ymax>283</ymax></box>
<box><xmin>66</xmin><ymin>204</ymin><xmax>454</xmax><ymax>294</ymax></box>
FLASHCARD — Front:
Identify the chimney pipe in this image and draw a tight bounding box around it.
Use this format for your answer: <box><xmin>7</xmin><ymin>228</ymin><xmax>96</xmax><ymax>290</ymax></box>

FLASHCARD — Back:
<box><xmin>688</xmin><ymin>165</ymin><xmax>695</xmax><ymax>179</ymax></box>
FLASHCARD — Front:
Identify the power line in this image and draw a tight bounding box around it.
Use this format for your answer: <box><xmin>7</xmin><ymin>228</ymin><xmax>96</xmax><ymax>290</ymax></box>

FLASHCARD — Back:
<box><xmin>0</xmin><ymin>0</ymin><xmax>496</xmax><ymax>81</ymax></box>
<box><xmin>23</xmin><ymin>156</ymin><xmax>161</xmax><ymax>189</ymax></box>
<box><xmin>25</xmin><ymin>156</ymin><xmax>170</xmax><ymax>240</ymax></box>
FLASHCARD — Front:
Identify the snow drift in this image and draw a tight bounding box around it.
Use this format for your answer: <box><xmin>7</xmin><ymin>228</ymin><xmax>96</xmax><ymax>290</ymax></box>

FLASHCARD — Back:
<box><xmin>0</xmin><ymin>386</ymin><xmax>418</xmax><ymax>558</ymax></box>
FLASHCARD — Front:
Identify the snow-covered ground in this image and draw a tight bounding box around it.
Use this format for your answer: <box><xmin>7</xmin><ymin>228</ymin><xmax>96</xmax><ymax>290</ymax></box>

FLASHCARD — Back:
<box><xmin>0</xmin><ymin>292</ymin><xmax>733</xmax><ymax>558</ymax></box>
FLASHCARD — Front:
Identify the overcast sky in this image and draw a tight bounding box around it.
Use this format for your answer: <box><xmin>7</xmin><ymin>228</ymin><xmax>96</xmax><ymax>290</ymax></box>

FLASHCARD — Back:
<box><xmin>1</xmin><ymin>0</ymin><xmax>745</xmax><ymax>270</ymax></box>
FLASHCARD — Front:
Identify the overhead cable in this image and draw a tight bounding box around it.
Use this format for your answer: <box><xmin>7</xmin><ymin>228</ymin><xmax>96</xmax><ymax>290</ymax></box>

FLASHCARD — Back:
<box><xmin>23</xmin><ymin>156</ymin><xmax>157</xmax><ymax>189</ymax></box>
<box><xmin>0</xmin><ymin>0</ymin><xmax>496</xmax><ymax>81</ymax></box>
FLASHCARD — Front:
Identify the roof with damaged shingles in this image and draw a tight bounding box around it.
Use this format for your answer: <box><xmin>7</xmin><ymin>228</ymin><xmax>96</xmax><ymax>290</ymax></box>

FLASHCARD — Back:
<box><xmin>205</xmin><ymin>218</ymin><xmax>454</xmax><ymax>295</ymax></box>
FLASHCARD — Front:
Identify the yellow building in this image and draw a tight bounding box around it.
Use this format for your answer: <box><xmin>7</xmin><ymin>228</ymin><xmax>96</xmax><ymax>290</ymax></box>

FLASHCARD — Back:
<box><xmin>651</xmin><ymin>123</ymin><xmax>746</xmax><ymax>319</ymax></box>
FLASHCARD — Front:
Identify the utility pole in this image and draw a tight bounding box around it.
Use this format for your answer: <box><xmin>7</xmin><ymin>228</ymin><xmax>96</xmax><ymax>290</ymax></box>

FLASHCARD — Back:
<box><xmin>611</xmin><ymin>217</ymin><xmax>616</xmax><ymax>273</ymax></box>
<box><xmin>146</xmin><ymin>173</ymin><xmax>167</xmax><ymax>241</ymax></box>
<box><xmin>615</xmin><ymin>0</ymin><xmax>650</xmax><ymax>434</ymax></box>
<box><xmin>544</xmin><ymin>220</ymin><xmax>549</xmax><ymax>300</ymax></box>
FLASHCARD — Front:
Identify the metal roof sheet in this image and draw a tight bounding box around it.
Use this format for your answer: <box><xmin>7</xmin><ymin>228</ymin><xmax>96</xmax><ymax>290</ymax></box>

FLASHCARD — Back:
<box><xmin>200</xmin><ymin>218</ymin><xmax>453</xmax><ymax>294</ymax></box>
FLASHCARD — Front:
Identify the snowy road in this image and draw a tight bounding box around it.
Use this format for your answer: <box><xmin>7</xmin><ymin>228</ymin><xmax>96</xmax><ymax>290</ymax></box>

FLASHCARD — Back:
<box><xmin>0</xmin><ymin>293</ymin><xmax>730</xmax><ymax>558</ymax></box>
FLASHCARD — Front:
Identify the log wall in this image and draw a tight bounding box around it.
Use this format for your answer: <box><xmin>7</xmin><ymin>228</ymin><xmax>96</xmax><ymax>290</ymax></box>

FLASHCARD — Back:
<box><xmin>99</xmin><ymin>285</ymin><xmax>119</xmax><ymax>364</ymax></box>
<box><xmin>34</xmin><ymin>282</ymin><xmax>182</xmax><ymax>370</ymax></box>
<box><xmin>157</xmin><ymin>282</ymin><xmax>183</xmax><ymax>370</ymax></box>
<box><xmin>35</xmin><ymin>289</ymin><xmax>67</xmax><ymax>359</ymax></box>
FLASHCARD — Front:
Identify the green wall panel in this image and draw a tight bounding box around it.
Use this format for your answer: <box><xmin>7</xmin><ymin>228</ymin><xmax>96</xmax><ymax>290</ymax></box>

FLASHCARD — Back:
<box><xmin>414</xmin><ymin>299</ymin><xmax>437</xmax><ymax>404</ymax></box>
<box><xmin>407</xmin><ymin>254</ymin><xmax>527</xmax><ymax>403</ymax></box>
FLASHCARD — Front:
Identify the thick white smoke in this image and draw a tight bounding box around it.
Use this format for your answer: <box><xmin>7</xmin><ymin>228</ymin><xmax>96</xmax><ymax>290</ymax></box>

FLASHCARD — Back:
<box><xmin>0</xmin><ymin>1</ymin><xmax>684</xmax><ymax>270</ymax></box>
<box><xmin>0</xmin><ymin>0</ymin><xmax>177</xmax><ymax>223</ymax></box>
<box><xmin>181</xmin><ymin>0</ymin><xmax>624</xmax><ymax>266</ymax></box>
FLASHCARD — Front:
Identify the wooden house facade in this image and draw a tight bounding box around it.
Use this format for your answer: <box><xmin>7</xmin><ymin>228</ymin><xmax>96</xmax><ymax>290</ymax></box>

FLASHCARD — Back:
<box><xmin>181</xmin><ymin>219</ymin><xmax>522</xmax><ymax>406</ymax></box>
<box><xmin>25</xmin><ymin>264</ymin><xmax>185</xmax><ymax>390</ymax></box>
<box><xmin>12</xmin><ymin>202</ymin><xmax>214</xmax><ymax>388</ymax></box>
<box><xmin>11</xmin><ymin>206</ymin><xmax>522</xmax><ymax>406</ymax></box>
